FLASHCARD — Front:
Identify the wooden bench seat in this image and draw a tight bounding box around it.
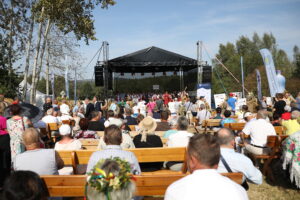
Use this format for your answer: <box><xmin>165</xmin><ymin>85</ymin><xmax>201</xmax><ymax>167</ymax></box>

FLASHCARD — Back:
<box><xmin>58</xmin><ymin>147</ymin><xmax>187</xmax><ymax>174</ymax></box>
<box><xmin>41</xmin><ymin>172</ymin><xmax>243</xmax><ymax>197</ymax></box>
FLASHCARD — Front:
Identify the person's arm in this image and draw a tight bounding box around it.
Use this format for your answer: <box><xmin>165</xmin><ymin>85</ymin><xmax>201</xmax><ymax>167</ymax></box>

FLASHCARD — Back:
<box><xmin>242</xmin><ymin>156</ymin><xmax>263</xmax><ymax>184</ymax></box>
<box><xmin>55</xmin><ymin>151</ymin><xmax>64</xmax><ymax>170</ymax></box>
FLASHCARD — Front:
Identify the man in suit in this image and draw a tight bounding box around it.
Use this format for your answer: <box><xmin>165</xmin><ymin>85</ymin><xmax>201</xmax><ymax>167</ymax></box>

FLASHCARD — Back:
<box><xmin>93</xmin><ymin>96</ymin><xmax>102</xmax><ymax>112</ymax></box>
<box><xmin>85</xmin><ymin>98</ymin><xmax>95</xmax><ymax>119</ymax></box>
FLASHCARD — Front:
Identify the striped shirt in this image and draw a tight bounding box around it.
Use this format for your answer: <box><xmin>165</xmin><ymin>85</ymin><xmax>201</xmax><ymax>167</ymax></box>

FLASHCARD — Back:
<box><xmin>86</xmin><ymin>145</ymin><xmax>141</xmax><ymax>174</ymax></box>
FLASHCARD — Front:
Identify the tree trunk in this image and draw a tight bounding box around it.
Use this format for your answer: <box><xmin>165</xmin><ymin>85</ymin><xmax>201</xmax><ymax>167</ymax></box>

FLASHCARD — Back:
<box><xmin>22</xmin><ymin>17</ymin><xmax>35</xmax><ymax>101</ymax></box>
<box><xmin>46</xmin><ymin>43</ymin><xmax>50</xmax><ymax>96</ymax></box>
<box><xmin>30</xmin><ymin>7</ymin><xmax>44</xmax><ymax>104</ymax></box>
<box><xmin>33</xmin><ymin>19</ymin><xmax>51</xmax><ymax>98</ymax></box>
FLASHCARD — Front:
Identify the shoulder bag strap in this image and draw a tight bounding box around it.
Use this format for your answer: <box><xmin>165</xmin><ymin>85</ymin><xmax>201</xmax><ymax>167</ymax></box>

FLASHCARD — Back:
<box><xmin>220</xmin><ymin>155</ymin><xmax>232</xmax><ymax>173</ymax></box>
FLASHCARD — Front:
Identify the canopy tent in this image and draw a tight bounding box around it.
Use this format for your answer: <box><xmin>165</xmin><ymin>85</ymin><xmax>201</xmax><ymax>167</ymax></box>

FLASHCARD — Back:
<box><xmin>108</xmin><ymin>46</ymin><xmax>198</xmax><ymax>72</ymax></box>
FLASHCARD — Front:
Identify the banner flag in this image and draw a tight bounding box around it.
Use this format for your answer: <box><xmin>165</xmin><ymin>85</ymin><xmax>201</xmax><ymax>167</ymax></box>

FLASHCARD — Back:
<box><xmin>259</xmin><ymin>48</ymin><xmax>280</xmax><ymax>97</ymax></box>
<box><xmin>256</xmin><ymin>69</ymin><xmax>262</xmax><ymax>101</ymax></box>
<box><xmin>197</xmin><ymin>83</ymin><xmax>211</xmax><ymax>107</ymax></box>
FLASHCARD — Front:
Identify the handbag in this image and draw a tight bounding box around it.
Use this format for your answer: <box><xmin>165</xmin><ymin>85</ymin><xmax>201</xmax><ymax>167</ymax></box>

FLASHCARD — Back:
<box><xmin>220</xmin><ymin>155</ymin><xmax>249</xmax><ymax>190</ymax></box>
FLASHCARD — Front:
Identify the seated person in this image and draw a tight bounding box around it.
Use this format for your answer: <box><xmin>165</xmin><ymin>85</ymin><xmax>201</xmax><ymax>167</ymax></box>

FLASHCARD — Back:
<box><xmin>87</xmin><ymin>125</ymin><xmax>141</xmax><ymax>174</ymax></box>
<box><xmin>133</xmin><ymin>116</ymin><xmax>163</xmax><ymax>172</ymax></box>
<box><xmin>2</xmin><ymin>170</ymin><xmax>49</xmax><ymax>200</ymax></box>
<box><xmin>272</xmin><ymin>113</ymin><xmax>281</xmax><ymax>126</ymax></box>
<box><xmin>165</xmin><ymin>134</ymin><xmax>248</xmax><ymax>200</ymax></box>
<box><xmin>216</xmin><ymin>128</ymin><xmax>262</xmax><ymax>188</ymax></box>
<box><xmin>41</xmin><ymin>108</ymin><xmax>58</xmax><ymax>124</ymax></box>
<box><xmin>241</xmin><ymin>110</ymin><xmax>276</xmax><ymax>155</ymax></box>
<box><xmin>166</xmin><ymin>116</ymin><xmax>193</xmax><ymax>171</ymax></box>
<box><xmin>220</xmin><ymin>110</ymin><xmax>236</xmax><ymax>127</ymax></box>
<box><xmin>124</xmin><ymin>107</ymin><xmax>137</xmax><ymax>131</ymax></box>
<box><xmin>213</xmin><ymin>107</ymin><xmax>223</xmax><ymax>119</ymax></box>
<box><xmin>282</xmin><ymin>130</ymin><xmax>300</xmax><ymax>188</ymax></box>
<box><xmin>281</xmin><ymin>105</ymin><xmax>292</xmax><ymax>120</ymax></box>
<box><xmin>197</xmin><ymin>104</ymin><xmax>211</xmax><ymax>126</ymax></box>
<box><xmin>54</xmin><ymin>124</ymin><xmax>82</xmax><ymax>150</ymax></box>
<box><xmin>282</xmin><ymin>110</ymin><xmax>300</xmax><ymax>135</ymax></box>
<box><xmin>98</xmin><ymin>120</ymin><xmax>135</xmax><ymax>149</ymax></box>
<box><xmin>74</xmin><ymin>118</ymin><xmax>98</xmax><ymax>139</ymax></box>
<box><xmin>155</xmin><ymin>110</ymin><xmax>171</xmax><ymax>131</ymax></box>
<box><xmin>14</xmin><ymin>128</ymin><xmax>64</xmax><ymax>175</ymax></box>
<box><xmin>163</xmin><ymin>117</ymin><xmax>178</xmax><ymax>138</ymax></box>
<box><xmin>104</xmin><ymin>110</ymin><xmax>123</xmax><ymax>128</ymax></box>
<box><xmin>86</xmin><ymin>158</ymin><xmax>136</xmax><ymax>200</ymax></box>
<box><xmin>88</xmin><ymin>111</ymin><xmax>105</xmax><ymax>131</ymax></box>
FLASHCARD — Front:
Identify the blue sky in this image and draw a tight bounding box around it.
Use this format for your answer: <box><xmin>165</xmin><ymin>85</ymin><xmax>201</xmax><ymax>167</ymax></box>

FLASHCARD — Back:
<box><xmin>78</xmin><ymin>0</ymin><xmax>300</xmax><ymax>79</ymax></box>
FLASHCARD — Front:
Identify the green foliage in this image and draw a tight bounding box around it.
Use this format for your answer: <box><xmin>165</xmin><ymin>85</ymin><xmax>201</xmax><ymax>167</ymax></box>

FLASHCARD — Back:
<box><xmin>32</xmin><ymin>0</ymin><xmax>116</xmax><ymax>44</ymax></box>
<box><xmin>213</xmin><ymin>32</ymin><xmax>296</xmax><ymax>96</ymax></box>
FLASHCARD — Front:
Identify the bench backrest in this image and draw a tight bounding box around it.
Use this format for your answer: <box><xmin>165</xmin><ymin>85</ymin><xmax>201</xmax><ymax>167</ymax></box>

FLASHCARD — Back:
<box><xmin>41</xmin><ymin>172</ymin><xmax>243</xmax><ymax>197</ymax></box>
<box><xmin>274</xmin><ymin>126</ymin><xmax>284</xmax><ymax>135</ymax></box>
<box><xmin>230</xmin><ymin>123</ymin><xmax>245</xmax><ymax>131</ymax></box>
<box><xmin>48</xmin><ymin>123</ymin><xmax>59</xmax><ymax>131</ymax></box>
<box><xmin>79</xmin><ymin>139</ymin><xmax>99</xmax><ymax>150</ymax></box>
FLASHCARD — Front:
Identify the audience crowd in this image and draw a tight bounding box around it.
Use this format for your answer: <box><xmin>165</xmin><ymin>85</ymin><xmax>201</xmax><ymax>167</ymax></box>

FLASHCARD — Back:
<box><xmin>0</xmin><ymin>90</ymin><xmax>300</xmax><ymax>199</ymax></box>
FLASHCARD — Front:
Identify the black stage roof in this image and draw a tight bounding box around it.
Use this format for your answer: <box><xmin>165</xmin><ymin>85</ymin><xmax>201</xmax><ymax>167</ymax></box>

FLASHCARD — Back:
<box><xmin>108</xmin><ymin>46</ymin><xmax>198</xmax><ymax>72</ymax></box>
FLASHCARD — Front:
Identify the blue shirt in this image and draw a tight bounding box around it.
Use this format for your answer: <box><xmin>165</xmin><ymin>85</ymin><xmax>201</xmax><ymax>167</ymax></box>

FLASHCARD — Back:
<box><xmin>86</xmin><ymin>145</ymin><xmax>141</xmax><ymax>174</ymax></box>
<box><xmin>220</xmin><ymin>118</ymin><xmax>236</xmax><ymax>127</ymax></box>
<box><xmin>218</xmin><ymin>148</ymin><xmax>262</xmax><ymax>185</ymax></box>
<box><xmin>227</xmin><ymin>97</ymin><xmax>237</xmax><ymax>111</ymax></box>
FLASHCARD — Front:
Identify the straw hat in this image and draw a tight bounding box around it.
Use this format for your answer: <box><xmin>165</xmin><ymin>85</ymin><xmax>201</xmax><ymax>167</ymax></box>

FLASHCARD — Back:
<box><xmin>138</xmin><ymin>116</ymin><xmax>157</xmax><ymax>133</ymax></box>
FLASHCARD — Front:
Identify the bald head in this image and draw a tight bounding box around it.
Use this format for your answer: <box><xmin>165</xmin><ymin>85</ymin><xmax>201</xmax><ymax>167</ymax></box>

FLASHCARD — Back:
<box><xmin>216</xmin><ymin>128</ymin><xmax>235</xmax><ymax>147</ymax></box>
<box><xmin>23</xmin><ymin>128</ymin><xmax>40</xmax><ymax>149</ymax></box>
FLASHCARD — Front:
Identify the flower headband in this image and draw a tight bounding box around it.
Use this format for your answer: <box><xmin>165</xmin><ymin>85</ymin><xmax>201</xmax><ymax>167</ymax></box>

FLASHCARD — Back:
<box><xmin>86</xmin><ymin>157</ymin><xmax>135</xmax><ymax>200</ymax></box>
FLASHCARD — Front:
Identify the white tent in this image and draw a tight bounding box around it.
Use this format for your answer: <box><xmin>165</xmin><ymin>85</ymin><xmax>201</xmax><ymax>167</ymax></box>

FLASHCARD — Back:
<box><xmin>18</xmin><ymin>80</ymin><xmax>47</xmax><ymax>108</ymax></box>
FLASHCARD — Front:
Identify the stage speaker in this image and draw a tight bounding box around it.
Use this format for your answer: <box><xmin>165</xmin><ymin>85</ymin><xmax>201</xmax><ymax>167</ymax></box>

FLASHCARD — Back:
<box><xmin>95</xmin><ymin>66</ymin><xmax>104</xmax><ymax>86</ymax></box>
<box><xmin>202</xmin><ymin>65</ymin><xmax>212</xmax><ymax>84</ymax></box>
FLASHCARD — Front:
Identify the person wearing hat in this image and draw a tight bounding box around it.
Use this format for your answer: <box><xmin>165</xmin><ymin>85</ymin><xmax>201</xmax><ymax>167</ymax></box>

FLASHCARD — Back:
<box><xmin>54</xmin><ymin>124</ymin><xmax>82</xmax><ymax>151</ymax></box>
<box><xmin>133</xmin><ymin>116</ymin><xmax>163</xmax><ymax>172</ymax></box>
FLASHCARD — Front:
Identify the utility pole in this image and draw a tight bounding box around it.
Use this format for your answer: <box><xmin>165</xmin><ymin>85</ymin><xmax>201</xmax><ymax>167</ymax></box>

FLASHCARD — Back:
<box><xmin>197</xmin><ymin>41</ymin><xmax>203</xmax><ymax>84</ymax></box>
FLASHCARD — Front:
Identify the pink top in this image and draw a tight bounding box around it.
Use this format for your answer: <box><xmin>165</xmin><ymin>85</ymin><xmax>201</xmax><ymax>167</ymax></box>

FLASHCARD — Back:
<box><xmin>0</xmin><ymin>115</ymin><xmax>8</xmax><ymax>135</ymax></box>
<box><xmin>147</xmin><ymin>102</ymin><xmax>156</xmax><ymax>113</ymax></box>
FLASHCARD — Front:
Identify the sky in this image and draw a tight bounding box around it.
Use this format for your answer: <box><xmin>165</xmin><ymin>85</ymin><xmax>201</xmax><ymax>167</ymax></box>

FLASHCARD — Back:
<box><xmin>77</xmin><ymin>0</ymin><xmax>300</xmax><ymax>79</ymax></box>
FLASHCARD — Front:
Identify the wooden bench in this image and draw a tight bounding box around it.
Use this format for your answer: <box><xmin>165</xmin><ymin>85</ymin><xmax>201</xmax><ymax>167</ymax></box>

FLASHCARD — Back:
<box><xmin>226</xmin><ymin>123</ymin><xmax>284</xmax><ymax>135</ymax></box>
<box><xmin>252</xmin><ymin>135</ymin><xmax>288</xmax><ymax>181</ymax></box>
<box><xmin>58</xmin><ymin>147</ymin><xmax>187</xmax><ymax>175</ymax></box>
<box><xmin>79</xmin><ymin>139</ymin><xmax>100</xmax><ymax>150</ymax></box>
<box><xmin>47</xmin><ymin>123</ymin><xmax>59</xmax><ymax>142</ymax></box>
<box><xmin>41</xmin><ymin>172</ymin><xmax>243</xmax><ymax>197</ymax></box>
<box><xmin>202</xmin><ymin>119</ymin><xmax>222</xmax><ymax>134</ymax></box>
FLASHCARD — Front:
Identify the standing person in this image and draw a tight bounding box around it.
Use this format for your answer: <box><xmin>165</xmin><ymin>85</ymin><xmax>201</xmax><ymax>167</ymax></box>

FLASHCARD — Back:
<box><xmin>163</xmin><ymin>91</ymin><xmax>171</xmax><ymax>106</ymax></box>
<box><xmin>197</xmin><ymin>104</ymin><xmax>211</xmax><ymax>126</ymax></box>
<box><xmin>72</xmin><ymin>100</ymin><xmax>82</xmax><ymax>113</ymax></box>
<box><xmin>155</xmin><ymin>96</ymin><xmax>164</xmax><ymax>113</ymax></box>
<box><xmin>165</xmin><ymin>134</ymin><xmax>248</xmax><ymax>200</ymax></box>
<box><xmin>156</xmin><ymin>110</ymin><xmax>171</xmax><ymax>131</ymax></box>
<box><xmin>93</xmin><ymin>96</ymin><xmax>102</xmax><ymax>112</ymax></box>
<box><xmin>52</xmin><ymin>99</ymin><xmax>60</xmax><ymax>111</ymax></box>
<box><xmin>60</xmin><ymin>99</ymin><xmax>70</xmax><ymax>115</ymax></box>
<box><xmin>43</xmin><ymin>97</ymin><xmax>52</xmax><ymax>113</ymax></box>
<box><xmin>146</xmin><ymin>98</ymin><xmax>156</xmax><ymax>117</ymax></box>
<box><xmin>0</xmin><ymin>108</ymin><xmax>10</xmax><ymax>187</ymax></box>
<box><xmin>85</xmin><ymin>98</ymin><xmax>95</xmax><ymax>119</ymax></box>
<box><xmin>274</xmin><ymin>93</ymin><xmax>286</xmax><ymax>116</ymax></box>
<box><xmin>6</xmin><ymin>104</ymin><xmax>32</xmax><ymax>164</ymax></box>
<box><xmin>227</xmin><ymin>93</ymin><xmax>237</xmax><ymax>112</ymax></box>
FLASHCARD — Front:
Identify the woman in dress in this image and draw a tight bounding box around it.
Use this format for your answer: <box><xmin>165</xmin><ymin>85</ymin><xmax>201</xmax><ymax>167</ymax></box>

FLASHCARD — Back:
<box><xmin>146</xmin><ymin>98</ymin><xmax>156</xmax><ymax>117</ymax></box>
<box><xmin>6</xmin><ymin>104</ymin><xmax>32</xmax><ymax>164</ymax></box>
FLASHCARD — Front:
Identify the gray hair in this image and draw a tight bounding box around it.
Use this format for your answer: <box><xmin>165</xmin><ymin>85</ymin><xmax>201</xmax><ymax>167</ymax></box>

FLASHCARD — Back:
<box><xmin>216</xmin><ymin>128</ymin><xmax>235</xmax><ymax>146</ymax></box>
<box><xmin>257</xmin><ymin>110</ymin><xmax>267</xmax><ymax>119</ymax></box>
<box><xmin>291</xmin><ymin>110</ymin><xmax>300</xmax><ymax>120</ymax></box>
<box><xmin>177</xmin><ymin>116</ymin><xmax>189</xmax><ymax>130</ymax></box>
<box><xmin>46</xmin><ymin>108</ymin><xmax>53</xmax><ymax>115</ymax></box>
<box><xmin>200</xmin><ymin>104</ymin><xmax>205</xmax><ymax>109</ymax></box>
<box><xmin>284</xmin><ymin>105</ymin><xmax>291</xmax><ymax>112</ymax></box>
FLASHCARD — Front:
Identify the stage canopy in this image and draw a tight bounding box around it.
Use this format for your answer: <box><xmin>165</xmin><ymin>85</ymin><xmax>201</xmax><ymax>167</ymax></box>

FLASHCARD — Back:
<box><xmin>108</xmin><ymin>46</ymin><xmax>198</xmax><ymax>72</ymax></box>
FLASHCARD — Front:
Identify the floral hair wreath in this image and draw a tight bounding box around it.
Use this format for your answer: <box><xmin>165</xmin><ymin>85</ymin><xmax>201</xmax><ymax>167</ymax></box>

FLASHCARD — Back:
<box><xmin>86</xmin><ymin>157</ymin><xmax>135</xmax><ymax>199</ymax></box>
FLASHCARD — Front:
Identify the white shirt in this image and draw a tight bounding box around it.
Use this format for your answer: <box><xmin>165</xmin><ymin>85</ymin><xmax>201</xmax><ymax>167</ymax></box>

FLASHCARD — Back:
<box><xmin>98</xmin><ymin>133</ymin><xmax>135</xmax><ymax>149</ymax></box>
<box><xmin>242</xmin><ymin>118</ymin><xmax>276</xmax><ymax>146</ymax></box>
<box><xmin>60</xmin><ymin>115</ymin><xmax>73</xmax><ymax>121</ymax></box>
<box><xmin>165</xmin><ymin>169</ymin><xmax>248</xmax><ymax>200</ymax></box>
<box><xmin>137</xmin><ymin>101</ymin><xmax>146</xmax><ymax>116</ymax></box>
<box><xmin>104</xmin><ymin>117</ymin><xmax>123</xmax><ymax>128</ymax></box>
<box><xmin>54</xmin><ymin>140</ymin><xmax>82</xmax><ymax>150</ymax></box>
<box><xmin>197</xmin><ymin>109</ymin><xmax>211</xmax><ymax>125</ymax></box>
<box><xmin>132</xmin><ymin>106</ymin><xmax>139</xmax><ymax>114</ymax></box>
<box><xmin>42</xmin><ymin>115</ymin><xmax>58</xmax><ymax>124</ymax></box>
<box><xmin>168</xmin><ymin>102</ymin><xmax>176</xmax><ymax>114</ymax></box>
<box><xmin>167</xmin><ymin>131</ymin><xmax>193</xmax><ymax>147</ymax></box>
<box><xmin>60</xmin><ymin>103</ymin><xmax>70</xmax><ymax>115</ymax></box>
<box><xmin>218</xmin><ymin>148</ymin><xmax>262</xmax><ymax>185</ymax></box>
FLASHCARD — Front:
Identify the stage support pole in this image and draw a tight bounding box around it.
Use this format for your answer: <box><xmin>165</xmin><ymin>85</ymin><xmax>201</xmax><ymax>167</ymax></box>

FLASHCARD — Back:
<box><xmin>197</xmin><ymin>41</ymin><xmax>203</xmax><ymax>85</ymax></box>
<box><xmin>241</xmin><ymin>56</ymin><xmax>245</xmax><ymax>98</ymax></box>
